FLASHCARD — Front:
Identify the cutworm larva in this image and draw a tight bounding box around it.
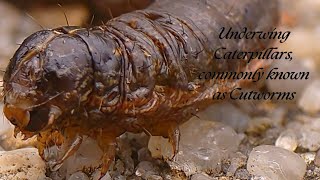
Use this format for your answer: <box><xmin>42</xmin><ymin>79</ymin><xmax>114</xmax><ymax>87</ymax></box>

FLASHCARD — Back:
<box><xmin>2</xmin><ymin>0</ymin><xmax>279</xmax><ymax>177</ymax></box>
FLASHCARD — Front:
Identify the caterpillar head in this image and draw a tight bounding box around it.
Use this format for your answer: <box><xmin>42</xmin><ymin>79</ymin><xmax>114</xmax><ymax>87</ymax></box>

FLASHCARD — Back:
<box><xmin>3</xmin><ymin>27</ymin><xmax>94</xmax><ymax>136</ymax></box>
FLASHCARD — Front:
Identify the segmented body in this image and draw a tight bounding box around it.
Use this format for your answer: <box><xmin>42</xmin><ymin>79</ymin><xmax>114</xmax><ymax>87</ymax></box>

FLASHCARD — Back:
<box><xmin>2</xmin><ymin>0</ymin><xmax>279</xmax><ymax>175</ymax></box>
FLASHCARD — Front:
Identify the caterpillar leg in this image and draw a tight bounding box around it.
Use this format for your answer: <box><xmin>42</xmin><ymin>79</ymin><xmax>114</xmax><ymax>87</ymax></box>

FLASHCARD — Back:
<box><xmin>96</xmin><ymin>134</ymin><xmax>116</xmax><ymax>179</ymax></box>
<box><xmin>49</xmin><ymin>135</ymin><xmax>83</xmax><ymax>171</ymax></box>
<box><xmin>168</xmin><ymin>124</ymin><xmax>180</xmax><ymax>161</ymax></box>
<box><xmin>37</xmin><ymin>130</ymin><xmax>64</xmax><ymax>159</ymax></box>
<box><xmin>37</xmin><ymin>133</ymin><xmax>48</xmax><ymax>159</ymax></box>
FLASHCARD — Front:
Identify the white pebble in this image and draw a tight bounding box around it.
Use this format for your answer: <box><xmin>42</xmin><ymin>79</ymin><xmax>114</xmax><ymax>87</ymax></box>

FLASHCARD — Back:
<box><xmin>247</xmin><ymin>145</ymin><xmax>306</xmax><ymax>180</ymax></box>
<box><xmin>275</xmin><ymin>129</ymin><xmax>298</xmax><ymax>151</ymax></box>
<box><xmin>298</xmin><ymin>80</ymin><xmax>320</xmax><ymax>114</ymax></box>
<box><xmin>149</xmin><ymin>118</ymin><xmax>241</xmax><ymax>176</ymax></box>
<box><xmin>0</xmin><ymin>148</ymin><xmax>46</xmax><ymax>180</ymax></box>
<box><xmin>191</xmin><ymin>173</ymin><xmax>214</xmax><ymax>180</ymax></box>
<box><xmin>68</xmin><ymin>171</ymin><xmax>89</xmax><ymax>180</ymax></box>
<box><xmin>197</xmin><ymin>102</ymin><xmax>250</xmax><ymax>132</ymax></box>
<box><xmin>298</xmin><ymin>129</ymin><xmax>320</xmax><ymax>151</ymax></box>
<box><xmin>91</xmin><ymin>171</ymin><xmax>111</xmax><ymax>180</ymax></box>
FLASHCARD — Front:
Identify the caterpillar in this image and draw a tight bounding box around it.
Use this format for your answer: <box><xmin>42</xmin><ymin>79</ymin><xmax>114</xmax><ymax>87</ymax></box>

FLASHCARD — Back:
<box><xmin>2</xmin><ymin>0</ymin><xmax>279</xmax><ymax>177</ymax></box>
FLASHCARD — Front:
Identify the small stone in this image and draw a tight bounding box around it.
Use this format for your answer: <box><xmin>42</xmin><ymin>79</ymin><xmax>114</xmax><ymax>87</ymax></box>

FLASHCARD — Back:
<box><xmin>137</xmin><ymin>147</ymin><xmax>153</xmax><ymax>162</ymax></box>
<box><xmin>234</xmin><ymin>169</ymin><xmax>250</xmax><ymax>180</ymax></box>
<box><xmin>298</xmin><ymin>129</ymin><xmax>320</xmax><ymax>151</ymax></box>
<box><xmin>135</xmin><ymin>161</ymin><xmax>160</xmax><ymax>179</ymax></box>
<box><xmin>149</xmin><ymin>118</ymin><xmax>241</xmax><ymax>176</ymax></box>
<box><xmin>305</xmin><ymin>117</ymin><xmax>320</xmax><ymax>131</ymax></box>
<box><xmin>314</xmin><ymin>150</ymin><xmax>320</xmax><ymax>167</ymax></box>
<box><xmin>247</xmin><ymin>145</ymin><xmax>306</xmax><ymax>180</ymax></box>
<box><xmin>197</xmin><ymin>102</ymin><xmax>250</xmax><ymax>132</ymax></box>
<box><xmin>295</xmin><ymin>115</ymin><xmax>318</xmax><ymax>125</ymax></box>
<box><xmin>116</xmin><ymin>136</ymin><xmax>134</xmax><ymax>175</ymax></box>
<box><xmin>92</xmin><ymin>171</ymin><xmax>112</xmax><ymax>180</ymax></box>
<box><xmin>298</xmin><ymin>80</ymin><xmax>320</xmax><ymax>114</ymax></box>
<box><xmin>148</xmin><ymin>136</ymin><xmax>173</xmax><ymax>159</ymax></box>
<box><xmin>215</xmin><ymin>177</ymin><xmax>230</xmax><ymax>180</ymax></box>
<box><xmin>290</xmin><ymin>116</ymin><xmax>320</xmax><ymax>151</ymax></box>
<box><xmin>251</xmin><ymin>176</ymin><xmax>269</xmax><ymax>180</ymax></box>
<box><xmin>226</xmin><ymin>152</ymin><xmax>247</xmax><ymax>176</ymax></box>
<box><xmin>148</xmin><ymin>175</ymin><xmax>163</xmax><ymax>180</ymax></box>
<box><xmin>161</xmin><ymin>170</ymin><xmax>187</xmax><ymax>180</ymax></box>
<box><xmin>275</xmin><ymin>129</ymin><xmax>298</xmax><ymax>151</ymax></box>
<box><xmin>68</xmin><ymin>171</ymin><xmax>89</xmax><ymax>180</ymax></box>
<box><xmin>113</xmin><ymin>175</ymin><xmax>126</xmax><ymax>180</ymax></box>
<box><xmin>111</xmin><ymin>160</ymin><xmax>125</xmax><ymax>177</ymax></box>
<box><xmin>49</xmin><ymin>171</ymin><xmax>64</xmax><ymax>180</ymax></box>
<box><xmin>0</xmin><ymin>148</ymin><xmax>46</xmax><ymax>180</ymax></box>
<box><xmin>191</xmin><ymin>173</ymin><xmax>214</xmax><ymax>180</ymax></box>
<box><xmin>300</xmin><ymin>152</ymin><xmax>316</xmax><ymax>164</ymax></box>
<box><xmin>101</xmin><ymin>174</ymin><xmax>112</xmax><ymax>180</ymax></box>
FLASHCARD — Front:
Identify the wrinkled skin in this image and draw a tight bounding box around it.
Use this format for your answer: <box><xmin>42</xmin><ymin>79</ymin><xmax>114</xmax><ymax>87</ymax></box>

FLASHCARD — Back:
<box><xmin>2</xmin><ymin>0</ymin><xmax>279</xmax><ymax>177</ymax></box>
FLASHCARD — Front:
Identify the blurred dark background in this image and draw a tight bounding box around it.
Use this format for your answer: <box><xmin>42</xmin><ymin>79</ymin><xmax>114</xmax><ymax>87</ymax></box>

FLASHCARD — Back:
<box><xmin>6</xmin><ymin>0</ymin><xmax>154</xmax><ymax>25</ymax></box>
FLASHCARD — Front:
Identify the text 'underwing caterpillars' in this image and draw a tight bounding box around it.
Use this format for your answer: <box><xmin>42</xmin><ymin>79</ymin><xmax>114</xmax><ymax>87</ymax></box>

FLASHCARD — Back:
<box><xmin>2</xmin><ymin>0</ymin><xmax>279</xmax><ymax>177</ymax></box>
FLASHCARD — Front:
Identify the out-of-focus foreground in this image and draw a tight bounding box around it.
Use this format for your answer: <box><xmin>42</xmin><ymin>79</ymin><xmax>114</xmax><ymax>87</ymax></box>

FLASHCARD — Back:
<box><xmin>0</xmin><ymin>0</ymin><xmax>319</xmax><ymax>179</ymax></box>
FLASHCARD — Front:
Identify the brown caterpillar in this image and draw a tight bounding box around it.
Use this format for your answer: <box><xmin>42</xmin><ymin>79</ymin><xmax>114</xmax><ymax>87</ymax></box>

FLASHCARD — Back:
<box><xmin>2</xmin><ymin>0</ymin><xmax>279</xmax><ymax>177</ymax></box>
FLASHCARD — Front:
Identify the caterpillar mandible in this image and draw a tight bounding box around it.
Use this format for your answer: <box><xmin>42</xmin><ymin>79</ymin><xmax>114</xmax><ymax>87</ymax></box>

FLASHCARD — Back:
<box><xmin>2</xmin><ymin>0</ymin><xmax>279</xmax><ymax>177</ymax></box>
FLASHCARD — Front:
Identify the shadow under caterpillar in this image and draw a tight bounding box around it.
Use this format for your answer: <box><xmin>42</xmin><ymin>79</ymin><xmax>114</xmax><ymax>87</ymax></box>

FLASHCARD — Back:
<box><xmin>2</xmin><ymin>0</ymin><xmax>279</xmax><ymax>177</ymax></box>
